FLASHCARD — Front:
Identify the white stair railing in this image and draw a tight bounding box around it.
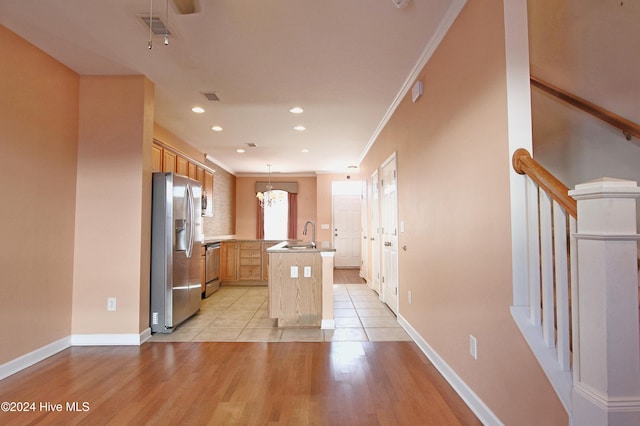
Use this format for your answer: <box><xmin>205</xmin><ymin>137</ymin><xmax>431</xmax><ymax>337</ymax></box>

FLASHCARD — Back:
<box><xmin>512</xmin><ymin>149</ymin><xmax>576</xmax><ymax>411</ymax></box>
<box><xmin>512</xmin><ymin>150</ymin><xmax>640</xmax><ymax>424</ymax></box>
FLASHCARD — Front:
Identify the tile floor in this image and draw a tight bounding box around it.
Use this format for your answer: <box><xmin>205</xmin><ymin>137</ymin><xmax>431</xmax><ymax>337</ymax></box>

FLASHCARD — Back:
<box><xmin>149</xmin><ymin>283</ymin><xmax>412</xmax><ymax>342</ymax></box>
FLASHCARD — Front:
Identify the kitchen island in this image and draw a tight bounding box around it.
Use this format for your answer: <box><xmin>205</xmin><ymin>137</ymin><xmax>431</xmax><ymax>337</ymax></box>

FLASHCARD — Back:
<box><xmin>267</xmin><ymin>241</ymin><xmax>336</xmax><ymax>328</ymax></box>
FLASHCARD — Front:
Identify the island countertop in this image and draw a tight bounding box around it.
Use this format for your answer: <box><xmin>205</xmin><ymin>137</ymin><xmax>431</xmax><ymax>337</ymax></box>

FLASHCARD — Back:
<box><xmin>267</xmin><ymin>240</ymin><xmax>336</xmax><ymax>253</ymax></box>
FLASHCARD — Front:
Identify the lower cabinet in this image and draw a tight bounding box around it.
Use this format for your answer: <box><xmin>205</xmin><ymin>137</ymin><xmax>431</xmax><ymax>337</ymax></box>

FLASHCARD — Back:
<box><xmin>221</xmin><ymin>241</ymin><xmax>238</xmax><ymax>282</ymax></box>
<box><xmin>220</xmin><ymin>240</ymin><xmax>278</xmax><ymax>284</ymax></box>
<box><xmin>238</xmin><ymin>242</ymin><xmax>261</xmax><ymax>280</ymax></box>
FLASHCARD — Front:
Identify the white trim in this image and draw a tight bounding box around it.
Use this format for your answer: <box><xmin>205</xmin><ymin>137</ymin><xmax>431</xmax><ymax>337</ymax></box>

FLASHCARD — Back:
<box><xmin>321</xmin><ymin>319</ymin><xmax>335</xmax><ymax>330</ymax></box>
<box><xmin>572</xmin><ymin>233</ymin><xmax>640</xmax><ymax>241</ymax></box>
<box><xmin>358</xmin><ymin>0</ymin><xmax>468</xmax><ymax>164</ymax></box>
<box><xmin>575</xmin><ymin>383</ymin><xmax>640</xmax><ymax>411</ymax></box>
<box><xmin>71</xmin><ymin>328</ymin><xmax>151</xmax><ymax>346</ymax></box>
<box><xmin>204</xmin><ymin>153</ymin><xmax>235</xmax><ymax>175</ymax></box>
<box><xmin>0</xmin><ymin>337</ymin><xmax>70</xmax><ymax>380</ymax></box>
<box><xmin>397</xmin><ymin>314</ymin><xmax>503</xmax><ymax>426</ymax></box>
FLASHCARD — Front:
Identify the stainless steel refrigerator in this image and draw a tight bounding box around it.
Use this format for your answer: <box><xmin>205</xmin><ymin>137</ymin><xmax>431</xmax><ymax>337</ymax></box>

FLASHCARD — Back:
<box><xmin>150</xmin><ymin>172</ymin><xmax>203</xmax><ymax>333</ymax></box>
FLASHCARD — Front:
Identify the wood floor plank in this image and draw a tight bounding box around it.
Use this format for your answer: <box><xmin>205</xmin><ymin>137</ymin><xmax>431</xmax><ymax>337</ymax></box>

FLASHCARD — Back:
<box><xmin>333</xmin><ymin>268</ymin><xmax>366</xmax><ymax>285</ymax></box>
<box><xmin>0</xmin><ymin>342</ymin><xmax>480</xmax><ymax>425</ymax></box>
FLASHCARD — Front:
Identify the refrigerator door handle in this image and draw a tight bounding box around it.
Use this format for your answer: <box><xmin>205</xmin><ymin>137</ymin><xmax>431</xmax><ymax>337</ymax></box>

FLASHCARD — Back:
<box><xmin>185</xmin><ymin>183</ymin><xmax>195</xmax><ymax>259</ymax></box>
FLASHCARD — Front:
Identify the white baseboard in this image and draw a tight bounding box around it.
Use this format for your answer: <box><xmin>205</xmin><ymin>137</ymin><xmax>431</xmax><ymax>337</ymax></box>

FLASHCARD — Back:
<box><xmin>321</xmin><ymin>319</ymin><xmax>335</xmax><ymax>329</ymax></box>
<box><xmin>71</xmin><ymin>328</ymin><xmax>152</xmax><ymax>346</ymax></box>
<box><xmin>397</xmin><ymin>314</ymin><xmax>503</xmax><ymax>426</ymax></box>
<box><xmin>1</xmin><ymin>329</ymin><xmax>152</xmax><ymax>381</ymax></box>
<box><xmin>0</xmin><ymin>336</ymin><xmax>70</xmax><ymax>381</ymax></box>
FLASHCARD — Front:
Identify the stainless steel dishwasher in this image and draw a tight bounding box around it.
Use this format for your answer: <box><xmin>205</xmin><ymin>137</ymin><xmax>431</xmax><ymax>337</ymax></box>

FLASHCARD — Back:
<box><xmin>204</xmin><ymin>242</ymin><xmax>221</xmax><ymax>297</ymax></box>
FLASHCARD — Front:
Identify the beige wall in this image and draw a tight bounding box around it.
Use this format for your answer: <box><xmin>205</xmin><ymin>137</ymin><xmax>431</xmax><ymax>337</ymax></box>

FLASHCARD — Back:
<box><xmin>235</xmin><ymin>176</ymin><xmax>317</xmax><ymax>240</ymax></box>
<box><xmin>359</xmin><ymin>2</ymin><xmax>566</xmax><ymax>425</ymax></box>
<box><xmin>0</xmin><ymin>26</ymin><xmax>79</xmax><ymax>364</ymax></box>
<box><xmin>72</xmin><ymin>76</ymin><xmax>154</xmax><ymax>335</ymax></box>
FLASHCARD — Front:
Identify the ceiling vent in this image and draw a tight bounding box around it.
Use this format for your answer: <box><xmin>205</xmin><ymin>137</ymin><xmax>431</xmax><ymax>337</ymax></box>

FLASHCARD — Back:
<box><xmin>201</xmin><ymin>92</ymin><xmax>221</xmax><ymax>102</ymax></box>
<box><xmin>246</xmin><ymin>143</ymin><xmax>258</xmax><ymax>148</ymax></box>
<box><xmin>139</xmin><ymin>16</ymin><xmax>171</xmax><ymax>36</ymax></box>
<box><xmin>391</xmin><ymin>0</ymin><xmax>410</xmax><ymax>8</ymax></box>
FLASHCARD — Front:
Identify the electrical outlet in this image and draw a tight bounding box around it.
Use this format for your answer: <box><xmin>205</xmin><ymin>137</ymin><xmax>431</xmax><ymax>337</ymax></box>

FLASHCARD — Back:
<box><xmin>408</xmin><ymin>290</ymin><xmax>412</xmax><ymax>304</ymax></box>
<box><xmin>303</xmin><ymin>266</ymin><xmax>311</xmax><ymax>277</ymax></box>
<box><xmin>290</xmin><ymin>266</ymin><xmax>299</xmax><ymax>278</ymax></box>
<box><xmin>107</xmin><ymin>297</ymin><xmax>117</xmax><ymax>312</ymax></box>
<box><xmin>469</xmin><ymin>335</ymin><xmax>478</xmax><ymax>360</ymax></box>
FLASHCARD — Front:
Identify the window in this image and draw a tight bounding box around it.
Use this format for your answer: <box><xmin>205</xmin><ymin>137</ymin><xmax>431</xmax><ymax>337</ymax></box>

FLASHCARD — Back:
<box><xmin>263</xmin><ymin>190</ymin><xmax>289</xmax><ymax>240</ymax></box>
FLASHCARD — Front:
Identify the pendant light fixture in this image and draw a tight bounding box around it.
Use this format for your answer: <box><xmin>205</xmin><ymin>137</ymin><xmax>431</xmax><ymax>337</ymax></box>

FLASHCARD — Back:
<box><xmin>148</xmin><ymin>0</ymin><xmax>153</xmax><ymax>49</ymax></box>
<box><xmin>256</xmin><ymin>165</ymin><xmax>285</xmax><ymax>208</ymax></box>
<box><xmin>164</xmin><ymin>0</ymin><xmax>169</xmax><ymax>45</ymax></box>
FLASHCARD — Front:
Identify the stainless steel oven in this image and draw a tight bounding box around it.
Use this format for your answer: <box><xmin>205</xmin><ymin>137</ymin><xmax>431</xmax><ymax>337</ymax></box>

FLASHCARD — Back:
<box><xmin>204</xmin><ymin>242</ymin><xmax>220</xmax><ymax>297</ymax></box>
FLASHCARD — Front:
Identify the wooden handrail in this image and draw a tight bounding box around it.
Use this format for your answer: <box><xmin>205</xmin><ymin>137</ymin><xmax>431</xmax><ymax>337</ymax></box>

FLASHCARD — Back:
<box><xmin>531</xmin><ymin>76</ymin><xmax>640</xmax><ymax>141</ymax></box>
<box><xmin>512</xmin><ymin>148</ymin><xmax>577</xmax><ymax>218</ymax></box>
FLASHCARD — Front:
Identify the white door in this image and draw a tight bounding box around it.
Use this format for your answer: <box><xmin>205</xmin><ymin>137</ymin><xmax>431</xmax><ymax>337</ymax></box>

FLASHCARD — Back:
<box><xmin>333</xmin><ymin>195</ymin><xmax>362</xmax><ymax>268</ymax></box>
<box><xmin>381</xmin><ymin>154</ymin><xmax>399</xmax><ymax>313</ymax></box>
<box><xmin>360</xmin><ymin>181</ymin><xmax>369</xmax><ymax>281</ymax></box>
<box><xmin>370</xmin><ymin>170</ymin><xmax>381</xmax><ymax>294</ymax></box>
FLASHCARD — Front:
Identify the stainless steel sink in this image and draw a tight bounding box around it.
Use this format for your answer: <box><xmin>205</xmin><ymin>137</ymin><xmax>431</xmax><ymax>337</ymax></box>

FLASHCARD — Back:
<box><xmin>285</xmin><ymin>243</ymin><xmax>316</xmax><ymax>249</ymax></box>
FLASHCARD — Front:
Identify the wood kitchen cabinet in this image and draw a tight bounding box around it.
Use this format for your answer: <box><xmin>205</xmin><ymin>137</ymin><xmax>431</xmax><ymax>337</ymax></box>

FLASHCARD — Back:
<box><xmin>162</xmin><ymin>150</ymin><xmax>177</xmax><ymax>173</ymax></box>
<box><xmin>188</xmin><ymin>162</ymin><xmax>198</xmax><ymax>180</ymax></box>
<box><xmin>238</xmin><ymin>242</ymin><xmax>262</xmax><ymax>281</ymax></box>
<box><xmin>221</xmin><ymin>241</ymin><xmax>238</xmax><ymax>282</ymax></box>
<box><xmin>219</xmin><ymin>240</ymin><xmax>279</xmax><ymax>284</ymax></box>
<box><xmin>176</xmin><ymin>156</ymin><xmax>189</xmax><ymax>176</ymax></box>
<box><xmin>152</xmin><ymin>144</ymin><xmax>163</xmax><ymax>172</ymax></box>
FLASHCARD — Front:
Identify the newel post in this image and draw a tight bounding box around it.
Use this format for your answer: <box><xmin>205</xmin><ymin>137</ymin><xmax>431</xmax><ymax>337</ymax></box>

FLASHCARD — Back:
<box><xmin>569</xmin><ymin>178</ymin><xmax>640</xmax><ymax>426</ymax></box>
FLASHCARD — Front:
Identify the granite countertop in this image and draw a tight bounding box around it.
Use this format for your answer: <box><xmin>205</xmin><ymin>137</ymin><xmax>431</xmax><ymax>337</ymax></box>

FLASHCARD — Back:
<box><xmin>266</xmin><ymin>240</ymin><xmax>336</xmax><ymax>253</ymax></box>
<box><xmin>201</xmin><ymin>238</ymin><xmax>292</xmax><ymax>245</ymax></box>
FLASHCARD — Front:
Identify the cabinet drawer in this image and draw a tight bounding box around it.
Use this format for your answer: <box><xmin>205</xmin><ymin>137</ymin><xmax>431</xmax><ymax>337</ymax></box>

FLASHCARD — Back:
<box><xmin>239</xmin><ymin>249</ymin><xmax>261</xmax><ymax>258</ymax></box>
<box><xmin>239</xmin><ymin>266</ymin><xmax>261</xmax><ymax>280</ymax></box>
<box><xmin>240</xmin><ymin>242</ymin><xmax>261</xmax><ymax>250</ymax></box>
<box><xmin>240</xmin><ymin>257</ymin><xmax>261</xmax><ymax>266</ymax></box>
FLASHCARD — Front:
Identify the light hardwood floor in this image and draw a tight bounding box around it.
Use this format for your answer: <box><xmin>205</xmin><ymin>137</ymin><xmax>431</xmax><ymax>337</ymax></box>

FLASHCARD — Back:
<box><xmin>0</xmin><ymin>342</ymin><xmax>481</xmax><ymax>425</ymax></box>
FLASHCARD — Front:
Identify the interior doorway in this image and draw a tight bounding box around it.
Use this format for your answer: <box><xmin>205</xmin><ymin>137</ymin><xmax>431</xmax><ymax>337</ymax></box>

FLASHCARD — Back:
<box><xmin>332</xmin><ymin>180</ymin><xmax>362</xmax><ymax>269</ymax></box>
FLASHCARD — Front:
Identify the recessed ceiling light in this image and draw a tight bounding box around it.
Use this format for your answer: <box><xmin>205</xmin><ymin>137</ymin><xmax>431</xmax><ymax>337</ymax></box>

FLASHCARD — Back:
<box><xmin>192</xmin><ymin>106</ymin><xmax>205</xmax><ymax>113</ymax></box>
<box><xmin>211</xmin><ymin>126</ymin><xmax>223</xmax><ymax>132</ymax></box>
<box><xmin>301</xmin><ymin>149</ymin><xmax>309</xmax><ymax>153</ymax></box>
<box><xmin>289</xmin><ymin>107</ymin><xmax>304</xmax><ymax>114</ymax></box>
<box><xmin>236</xmin><ymin>148</ymin><xmax>245</xmax><ymax>153</ymax></box>
<box><xmin>294</xmin><ymin>125</ymin><xmax>306</xmax><ymax>131</ymax></box>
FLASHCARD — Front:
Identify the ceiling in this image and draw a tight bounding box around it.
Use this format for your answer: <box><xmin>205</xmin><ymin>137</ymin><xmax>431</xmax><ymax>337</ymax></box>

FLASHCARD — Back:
<box><xmin>0</xmin><ymin>0</ymin><xmax>455</xmax><ymax>174</ymax></box>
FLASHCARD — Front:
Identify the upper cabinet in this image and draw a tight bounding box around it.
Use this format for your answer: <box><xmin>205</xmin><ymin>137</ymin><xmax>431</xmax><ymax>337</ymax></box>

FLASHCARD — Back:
<box><xmin>153</xmin><ymin>140</ymin><xmax>214</xmax><ymax>217</ymax></box>
<box><xmin>151</xmin><ymin>144</ymin><xmax>163</xmax><ymax>172</ymax></box>
<box><xmin>163</xmin><ymin>150</ymin><xmax>177</xmax><ymax>173</ymax></box>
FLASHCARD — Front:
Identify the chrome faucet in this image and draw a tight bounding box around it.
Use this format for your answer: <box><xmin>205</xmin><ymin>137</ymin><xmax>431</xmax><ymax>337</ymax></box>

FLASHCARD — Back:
<box><xmin>303</xmin><ymin>221</ymin><xmax>316</xmax><ymax>248</ymax></box>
